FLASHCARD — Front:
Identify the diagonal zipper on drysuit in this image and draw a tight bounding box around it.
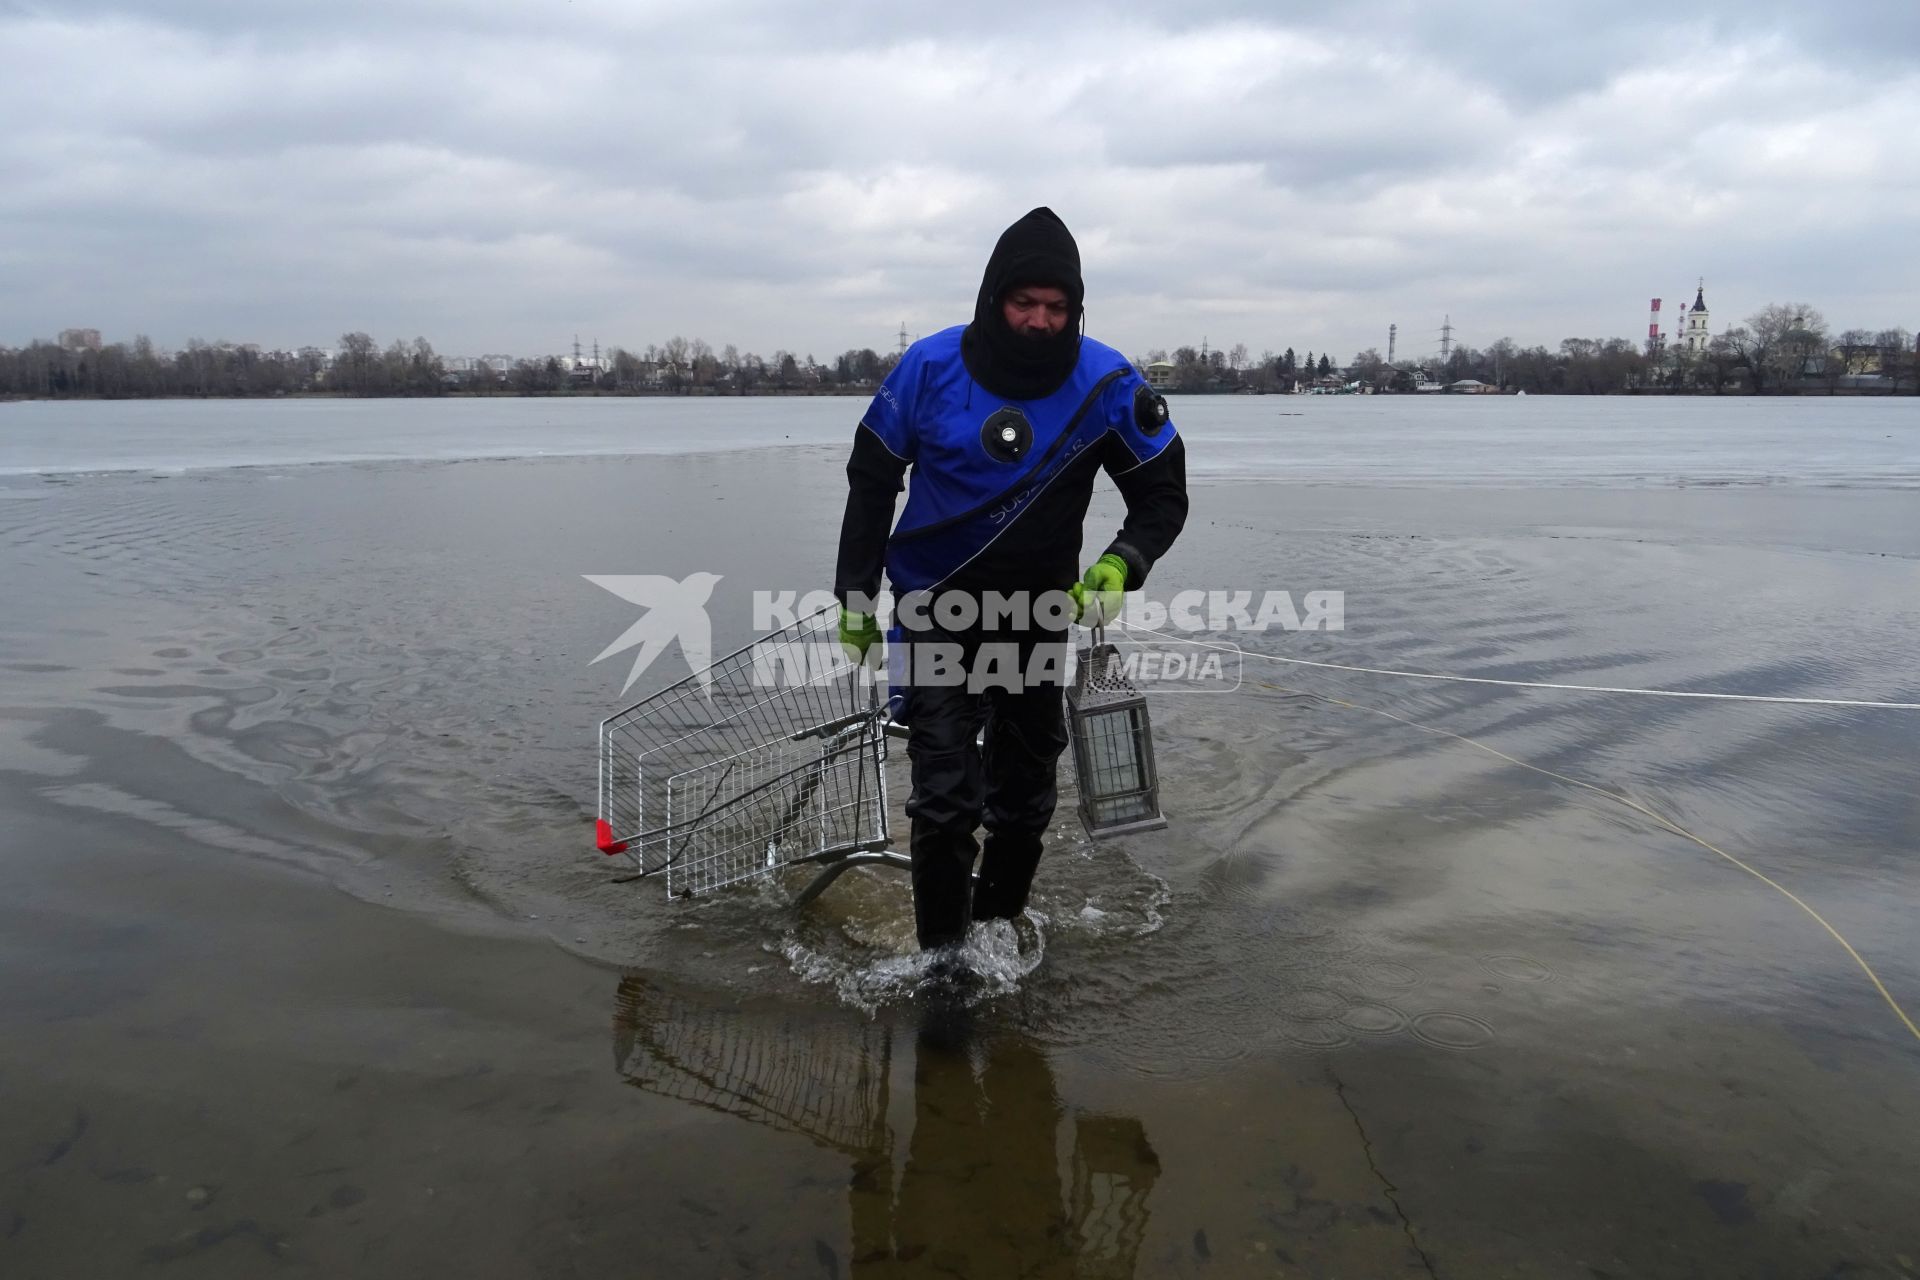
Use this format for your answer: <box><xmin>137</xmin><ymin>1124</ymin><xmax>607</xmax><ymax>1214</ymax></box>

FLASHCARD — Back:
<box><xmin>887</xmin><ymin>368</ymin><xmax>1128</xmax><ymax>545</ymax></box>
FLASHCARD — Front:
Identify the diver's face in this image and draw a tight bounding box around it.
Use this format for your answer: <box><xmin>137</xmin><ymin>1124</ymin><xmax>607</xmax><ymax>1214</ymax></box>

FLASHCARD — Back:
<box><xmin>1002</xmin><ymin>285</ymin><xmax>1071</xmax><ymax>338</ymax></box>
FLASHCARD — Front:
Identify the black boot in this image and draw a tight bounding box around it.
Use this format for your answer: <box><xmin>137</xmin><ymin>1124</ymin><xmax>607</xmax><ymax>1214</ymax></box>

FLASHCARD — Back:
<box><xmin>909</xmin><ymin>822</ymin><xmax>978</xmax><ymax>949</ymax></box>
<box><xmin>971</xmin><ymin>829</ymin><xmax>1045</xmax><ymax>921</ymax></box>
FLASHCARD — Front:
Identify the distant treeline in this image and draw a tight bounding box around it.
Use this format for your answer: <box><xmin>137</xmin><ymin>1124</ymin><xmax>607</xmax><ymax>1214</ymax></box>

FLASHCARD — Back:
<box><xmin>4</xmin><ymin>304</ymin><xmax>1913</xmax><ymax>400</ymax></box>
<box><xmin>0</xmin><ymin>331</ymin><xmax>902</xmax><ymax>399</ymax></box>
<box><xmin>1153</xmin><ymin>304</ymin><xmax>1914</xmax><ymax>396</ymax></box>
<box><xmin>0</xmin><ymin>334</ymin><xmax>435</xmax><ymax>399</ymax></box>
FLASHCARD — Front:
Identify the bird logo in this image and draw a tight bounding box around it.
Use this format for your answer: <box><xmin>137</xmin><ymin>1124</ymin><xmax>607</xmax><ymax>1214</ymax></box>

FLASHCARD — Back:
<box><xmin>584</xmin><ymin>572</ymin><xmax>724</xmax><ymax>696</ymax></box>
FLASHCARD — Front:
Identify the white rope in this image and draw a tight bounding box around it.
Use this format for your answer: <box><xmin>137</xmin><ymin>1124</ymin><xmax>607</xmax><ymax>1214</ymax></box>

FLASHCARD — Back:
<box><xmin>1104</xmin><ymin>619</ymin><xmax>1920</xmax><ymax>711</ymax></box>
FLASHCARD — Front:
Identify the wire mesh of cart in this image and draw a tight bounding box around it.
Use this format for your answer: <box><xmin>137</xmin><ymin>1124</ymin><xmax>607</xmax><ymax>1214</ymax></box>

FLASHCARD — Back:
<box><xmin>612</xmin><ymin>975</ymin><xmax>893</xmax><ymax>1157</ymax></box>
<box><xmin>595</xmin><ymin>605</ymin><xmax>902</xmax><ymax>900</ymax></box>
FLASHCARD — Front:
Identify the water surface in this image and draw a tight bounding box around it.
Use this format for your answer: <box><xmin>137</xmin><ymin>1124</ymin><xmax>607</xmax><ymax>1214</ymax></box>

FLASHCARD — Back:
<box><xmin>2</xmin><ymin>399</ymin><xmax>1917</xmax><ymax>1276</ymax></box>
<box><xmin>5</xmin><ymin>392</ymin><xmax>1916</xmax><ymax>486</ymax></box>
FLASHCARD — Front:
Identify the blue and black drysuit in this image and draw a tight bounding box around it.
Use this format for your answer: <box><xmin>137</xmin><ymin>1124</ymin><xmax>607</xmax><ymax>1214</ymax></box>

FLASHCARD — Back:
<box><xmin>834</xmin><ymin>208</ymin><xmax>1188</xmax><ymax>949</ymax></box>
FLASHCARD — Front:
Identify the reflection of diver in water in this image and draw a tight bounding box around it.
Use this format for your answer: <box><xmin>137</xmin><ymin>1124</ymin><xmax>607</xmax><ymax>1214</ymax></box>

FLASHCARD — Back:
<box><xmin>875</xmin><ymin>1009</ymin><xmax>1160</xmax><ymax>1277</ymax></box>
<box><xmin>612</xmin><ymin>976</ymin><xmax>1159</xmax><ymax>1276</ymax></box>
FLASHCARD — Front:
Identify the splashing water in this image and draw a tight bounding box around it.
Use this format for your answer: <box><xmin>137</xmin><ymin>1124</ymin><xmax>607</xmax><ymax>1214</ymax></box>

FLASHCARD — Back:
<box><xmin>779</xmin><ymin>913</ymin><xmax>1049</xmax><ymax>1013</ymax></box>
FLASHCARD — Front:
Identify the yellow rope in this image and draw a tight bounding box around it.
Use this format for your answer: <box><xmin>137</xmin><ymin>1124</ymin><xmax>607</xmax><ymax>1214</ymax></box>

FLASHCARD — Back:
<box><xmin>1248</xmin><ymin>676</ymin><xmax>1920</xmax><ymax>1048</ymax></box>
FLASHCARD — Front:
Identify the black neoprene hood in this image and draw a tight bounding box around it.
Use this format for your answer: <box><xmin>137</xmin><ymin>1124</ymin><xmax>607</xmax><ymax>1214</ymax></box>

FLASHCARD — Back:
<box><xmin>959</xmin><ymin>206</ymin><xmax>1086</xmax><ymax>401</ymax></box>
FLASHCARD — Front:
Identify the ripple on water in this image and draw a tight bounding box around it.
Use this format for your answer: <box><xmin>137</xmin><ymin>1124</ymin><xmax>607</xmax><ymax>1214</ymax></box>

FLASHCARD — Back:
<box><xmin>1410</xmin><ymin>1010</ymin><xmax>1496</xmax><ymax>1051</ymax></box>
<box><xmin>1275</xmin><ymin>1019</ymin><xmax>1353</xmax><ymax>1050</ymax></box>
<box><xmin>1337</xmin><ymin>1001</ymin><xmax>1409</xmax><ymax>1036</ymax></box>
<box><xmin>1480</xmin><ymin>954</ymin><xmax>1553</xmax><ymax>983</ymax></box>
<box><xmin>1356</xmin><ymin>960</ymin><xmax>1422</xmax><ymax>989</ymax></box>
<box><xmin>1276</xmin><ymin>986</ymin><xmax>1350</xmax><ymax>1021</ymax></box>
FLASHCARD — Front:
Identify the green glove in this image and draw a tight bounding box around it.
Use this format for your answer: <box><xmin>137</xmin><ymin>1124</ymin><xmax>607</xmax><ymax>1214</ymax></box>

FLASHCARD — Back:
<box><xmin>1069</xmin><ymin>553</ymin><xmax>1130</xmax><ymax>626</ymax></box>
<box><xmin>838</xmin><ymin>606</ymin><xmax>882</xmax><ymax>667</ymax></box>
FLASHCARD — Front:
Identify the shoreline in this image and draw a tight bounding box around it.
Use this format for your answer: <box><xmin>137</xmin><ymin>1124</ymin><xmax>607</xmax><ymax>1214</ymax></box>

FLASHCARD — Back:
<box><xmin>8</xmin><ymin>458</ymin><xmax>1917</xmax><ymax>491</ymax></box>
<box><xmin>6</xmin><ymin>397</ymin><xmax>1915</xmax><ymax>491</ymax></box>
<box><xmin>6</xmin><ymin>386</ymin><xmax>1914</xmax><ymax>404</ymax></box>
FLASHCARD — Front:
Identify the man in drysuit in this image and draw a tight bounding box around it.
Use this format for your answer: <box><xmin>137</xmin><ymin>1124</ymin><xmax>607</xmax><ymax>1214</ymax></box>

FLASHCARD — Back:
<box><xmin>834</xmin><ymin>207</ymin><xmax>1188</xmax><ymax>951</ymax></box>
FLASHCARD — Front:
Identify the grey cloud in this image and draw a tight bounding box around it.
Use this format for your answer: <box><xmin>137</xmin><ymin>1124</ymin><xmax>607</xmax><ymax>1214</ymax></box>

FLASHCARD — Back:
<box><xmin>3</xmin><ymin>2</ymin><xmax>1916</xmax><ymax>360</ymax></box>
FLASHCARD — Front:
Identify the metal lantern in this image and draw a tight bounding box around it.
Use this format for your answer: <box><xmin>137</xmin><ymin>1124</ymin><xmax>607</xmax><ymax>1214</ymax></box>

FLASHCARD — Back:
<box><xmin>1067</xmin><ymin>628</ymin><xmax>1167</xmax><ymax>838</ymax></box>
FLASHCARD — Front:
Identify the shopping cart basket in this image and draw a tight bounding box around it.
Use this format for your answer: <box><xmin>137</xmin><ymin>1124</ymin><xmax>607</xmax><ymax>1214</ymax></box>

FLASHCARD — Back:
<box><xmin>595</xmin><ymin>605</ymin><xmax>906</xmax><ymax>903</ymax></box>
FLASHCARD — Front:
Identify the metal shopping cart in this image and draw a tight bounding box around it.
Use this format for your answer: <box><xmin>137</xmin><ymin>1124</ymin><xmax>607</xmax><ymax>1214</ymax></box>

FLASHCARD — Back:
<box><xmin>593</xmin><ymin>607</ymin><xmax>1167</xmax><ymax>906</ymax></box>
<box><xmin>595</xmin><ymin>606</ymin><xmax>904</xmax><ymax>904</ymax></box>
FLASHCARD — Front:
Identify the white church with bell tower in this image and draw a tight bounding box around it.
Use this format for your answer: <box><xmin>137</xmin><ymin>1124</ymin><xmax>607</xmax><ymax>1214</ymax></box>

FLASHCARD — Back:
<box><xmin>1681</xmin><ymin>280</ymin><xmax>1711</xmax><ymax>353</ymax></box>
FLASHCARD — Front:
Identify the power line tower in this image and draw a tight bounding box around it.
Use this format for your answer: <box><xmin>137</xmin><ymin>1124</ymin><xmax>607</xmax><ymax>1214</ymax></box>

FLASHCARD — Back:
<box><xmin>573</xmin><ymin>334</ymin><xmax>583</xmax><ymax>363</ymax></box>
<box><xmin>897</xmin><ymin>322</ymin><xmax>909</xmax><ymax>357</ymax></box>
<box><xmin>1439</xmin><ymin>315</ymin><xmax>1454</xmax><ymax>362</ymax></box>
<box><xmin>1387</xmin><ymin>324</ymin><xmax>1397</xmax><ymax>364</ymax></box>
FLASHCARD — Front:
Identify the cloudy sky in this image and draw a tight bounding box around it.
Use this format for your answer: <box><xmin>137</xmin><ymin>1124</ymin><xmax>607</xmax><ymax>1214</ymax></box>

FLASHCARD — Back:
<box><xmin>4</xmin><ymin>1</ymin><xmax>1916</xmax><ymax>363</ymax></box>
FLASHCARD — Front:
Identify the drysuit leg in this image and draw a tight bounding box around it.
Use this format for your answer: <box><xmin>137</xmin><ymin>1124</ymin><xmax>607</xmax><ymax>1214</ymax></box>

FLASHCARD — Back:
<box><xmin>973</xmin><ymin>649</ymin><xmax>1069</xmax><ymax>922</ymax></box>
<box><xmin>903</xmin><ymin>657</ymin><xmax>986</xmax><ymax>949</ymax></box>
<box><xmin>909</xmin><ymin>823</ymin><xmax>977</xmax><ymax>950</ymax></box>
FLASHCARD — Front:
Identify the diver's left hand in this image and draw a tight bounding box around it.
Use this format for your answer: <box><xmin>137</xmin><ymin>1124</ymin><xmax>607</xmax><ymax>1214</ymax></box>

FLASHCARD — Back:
<box><xmin>838</xmin><ymin>606</ymin><xmax>883</xmax><ymax>669</ymax></box>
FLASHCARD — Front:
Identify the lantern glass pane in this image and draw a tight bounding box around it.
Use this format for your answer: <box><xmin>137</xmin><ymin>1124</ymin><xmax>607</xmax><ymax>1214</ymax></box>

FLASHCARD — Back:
<box><xmin>1084</xmin><ymin>706</ymin><xmax>1145</xmax><ymax>797</ymax></box>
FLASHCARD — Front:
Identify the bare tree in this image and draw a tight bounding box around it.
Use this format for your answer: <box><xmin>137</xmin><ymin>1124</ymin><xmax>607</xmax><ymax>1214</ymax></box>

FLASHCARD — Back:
<box><xmin>1722</xmin><ymin>303</ymin><xmax>1826</xmax><ymax>393</ymax></box>
<box><xmin>1818</xmin><ymin>329</ymin><xmax>1867</xmax><ymax>394</ymax></box>
<box><xmin>1834</xmin><ymin>329</ymin><xmax>1876</xmax><ymax>377</ymax></box>
<box><xmin>1875</xmin><ymin>328</ymin><xmax>1914</xmax><ymax>394</ymax></box>
<box><xmin>332</xmin><ymin>332</ymin><xmax>378</xmax><ymax>395</ymax></box>
<box><xmin>1701</xmin><ymin>334</ymin><xmax>1745</xmax><ymax>394</ymax></box>
<box><xmin>1664</xmin><ymin>343</ymin><xmax>1698</xmax><ymax>393</ymax></box>
<box><xmin>689</xmin><ymin>338</ymin><xmax>719</xmax><ymax>390</ymax></box>
<box><xmin>611</xmin><ymin>346</ymin><xmax>644</xmax><ymax>391</ymax></box>
<box><xmin>661</xmin><ymin>336</ymin><xmax>691</xmax><ymax>393</ymax></box>
<box><xmin>1169</xmin><ymin>345</ymin><xmax>1207</xmax><ymax>392</ymax></box>
<box><xmin>1485</xmin><ymin>337</ymin><xmax>1517</xmax><ymax>389</ymax></box>
<box><xmin>736</xmin><ymin>352</ymin><xmax>764</xmax><ymax>394</ymax></box>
